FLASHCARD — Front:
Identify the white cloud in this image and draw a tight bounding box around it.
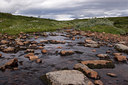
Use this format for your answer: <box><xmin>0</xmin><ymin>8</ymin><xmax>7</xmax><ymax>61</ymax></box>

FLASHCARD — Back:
<box><xmin>0</xmin><ymin>0</ymin><xmax>128</xmax><ymax>20</ymax></box>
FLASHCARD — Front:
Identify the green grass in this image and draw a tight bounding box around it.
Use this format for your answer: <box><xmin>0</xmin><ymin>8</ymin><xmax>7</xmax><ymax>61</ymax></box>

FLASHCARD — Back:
<box><xmin>0</xmin><ymin>12</ymin><xmax>128</xmax><ymax>35</ymax></box>
<box><xmin>0</xmin><ymin>12</ymin><xmax>71</xmax><ymax>35</ymax></box>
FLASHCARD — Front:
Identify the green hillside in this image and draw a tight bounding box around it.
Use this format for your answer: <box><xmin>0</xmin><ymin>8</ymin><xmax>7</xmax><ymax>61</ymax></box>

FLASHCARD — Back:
<box><xmin>0</xmin><ymin>12</ymin><xmax>128</xmax><ymax>35</ymax></box>
<box><xmin>0</xmin><ymin>12</ymin><xmax>70</xmax><ymax>35</ymax></box>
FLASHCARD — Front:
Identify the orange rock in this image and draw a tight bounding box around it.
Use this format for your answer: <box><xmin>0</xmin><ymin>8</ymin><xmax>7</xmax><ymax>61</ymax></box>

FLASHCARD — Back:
<box><xmin>72</xmin><ymin>37</ymin><xmax>75</xmax><ymax>40</ymax></box>
<box><xmin>60</xmin><ymin>50</ymin><xmax>74</xmax><ymax>56</ymax></box>
<box><xmin>24</xmin><ymin>53</ymin><xmax>34</xmax><ymax>58</ymax></box>
<box><xmin>0</xmin><ymin>54</ymin><xmax>2</xmax><ymax>57</ymax></box>
<box><xmin>57</xmin><ymin>46</ymin><xmax>62</xmax><ymax>49</ymax></box>
<box><xmin>29</xmin><ymin>56</ymin><xmax>38</xmax><ymax>61</ymax></box>
<box><xmin>107</xmin><ymin>73</ymin><xmax>117</xmax><ymax>77</ymax></box>
<box><xmin>36</xmin><ymin>59</ymin><xmax>42</xmax><ymax>63</ymax></box>
<box><xmin>38</xmin><ymin>46</ymin><xmax>44</xmax><ymax>49</ymax></box>
<box><xmin>81</xmin><ymin>60</ymin><xmax>115</xmax><ymax>69</ymax></box>
<box><xmin>40</xmin><ymin>40</ymin><xmax>48</xmax><ymax>43</ymax></box>
<box><xmin>114</xmin><ymin>55</ymin><xmax>127</xmax><ymax>62</ymax></box>
<box><xmin>74</xmin><ymin>63</ymin><xmax>99</xmax><ymax>79</ymax></box>
<box><xmin>92</xmin><ymin>49</ymin><xmax>96</xmax><ymax>52</ymax></box>
<box><xmin>42</xmin><ymin>49</ymin><xmax>47</xmax><ymax>54</ymax></box>
<box><xmin>113</xmin><ymin>53</ymin><xmax>122</xmax><ymax>56</ymax></box>
<box><xmin>94</xmin><ymin>80</ymin><xmax>103</xmax><ymax>85</ymax></box>
<box><xmin>0</xmin><ymin>58</ymin><xmax>18</xmax><ymax>71</ymax></box>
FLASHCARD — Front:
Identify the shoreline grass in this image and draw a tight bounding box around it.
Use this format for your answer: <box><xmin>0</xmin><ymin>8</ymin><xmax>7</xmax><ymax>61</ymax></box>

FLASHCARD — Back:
<box><xmin>0</xmin><ymin>12</ymin><xmax>128</xmax><ymax>35</ymax></box>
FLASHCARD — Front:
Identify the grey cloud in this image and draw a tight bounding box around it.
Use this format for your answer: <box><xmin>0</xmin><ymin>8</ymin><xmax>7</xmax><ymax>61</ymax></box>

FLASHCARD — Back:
<box><xmin>0</xmin><ymin>0</ymin><xmax>128</xmax><ymax>20</ymax></box>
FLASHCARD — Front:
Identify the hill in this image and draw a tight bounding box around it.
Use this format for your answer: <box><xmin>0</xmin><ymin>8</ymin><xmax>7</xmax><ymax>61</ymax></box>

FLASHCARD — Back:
<box><xmin>0</xmin><ymin>12</ymin><xmax>128</xmax><ymax>35</ymax></box>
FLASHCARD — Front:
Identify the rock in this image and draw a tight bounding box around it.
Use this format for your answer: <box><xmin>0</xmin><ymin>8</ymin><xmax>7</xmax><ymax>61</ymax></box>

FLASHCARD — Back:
<box><xmin>3</xmin><ymin>47</ymin><xmax>15</xmax><ymax>53</ymax></box>
<box><xmin>81</xmin><ymin>60</ymin><xmax>115</xmax><ymax>69</ymax></box>
<box><xmin>115</xmin><ymin>44</ymin><xmax>128</xmax><ymax>53</ymax></box>
<box><xmin>57</xmin><ymin>46</ymin><xmax>62</xmax><ymax>49</ymax></box>
<box><xmin>36</xmin><ymin>59</ymin><xmax>42</xmax><ymax>63</ymax></box>
<box><xmin>0</xmin><ymin>58</ymin><xmax>18</xmax><ymax>71</ymax></box>
<box><xmin>60</xmin><ymin>50</ymin><xmax>74</xmax><ymax>56</ymax></box>
<box><xmin>85</xmin><ymin>39</ymin><xmax>97</xmax><ymax>44</ymax></box>
<box><xmin>1</xmin><ymin>40</ymin><xmax>8</xmax><ymax>44</ymax></box>
<box><xmin>97</xmin><ymin>54</ymin><xmax>109</xmax><ymax>59</ymax></box>
<box><xmin>49</xmin><ymin>40</ymin><xmax>65</xmax><ymax>44</ymax></box>
<box><xmin>113</xmin><ymin>53</ymin><xmax>122</xmax><ymax>56</ymax></box>
<box><xmin>41</xmin><ymin>70</ymin><xmax>94</xmax><ymax>85</ymax></box>
<box><xmin>72</xmin><ymin>37</ymin><xmax>75</xmax><ymax>40</ymax></box>
<box><xmin>85</xmin><ymin>44</ymin><xmax>100</xmax><ymax>48</ymax></box>
<box><xmin>38</xmin><ymin>46</ymin><xmax>44</xmax><ymax>49</ymax></box>
<box><xmin>16</xmin><ymin>41</ymin><xmax>24</xmax><ymax>46</ymax></box>
<box><xmin>41</xmin><ymin>49</ymin><xmax>47</xmax><ymax>54</ymax></box>
<box><xmin>0</xmin><ymin>54</ymin><xmax>2</xmax><ymax>57</ymax></box>
<box><xmin>106</xmin><ymin>50</ymin><xmax>111</xmax><ymax>54</ymax></box>
<box><xmin>40</xmin><ymin>40</ymin><xmax>49</xmax><ymax>43</ymax></box>
<box><xmin>94</xmin><ymin>80</ymin><xmax>103</xmax><ymax>85</ymax></box>
<box><xmin>92</xmin><ymin>49</ymin><xmax>96</xmax><ymax>52</ymax></box>
<box><xmin>25</xmin><ymin>49</ymin><xmax>34</xmax><ymax>53</ymax></box>
<box><xmin>29</xmin><ymin>56</ymin><xmax>38</xmax><ymax>61</ymax></box>
<box><xmin>24</xmin><ymin>53</ymin><xmax>34</xmax><ymax>58</ymax></box>
<box><xmin>114</xmin><ymin>55</ymin><xmax>127</xmax><ymax>62</ymax></box>
<box><xmin>74</xmin><ymin>63</ymin><xmax>99</xmax><ymax>79</ymax></box>
<box><xmin>107</xmin><ymin>73</ymin><xmax>117</xmax><ymax>77</ymax></box>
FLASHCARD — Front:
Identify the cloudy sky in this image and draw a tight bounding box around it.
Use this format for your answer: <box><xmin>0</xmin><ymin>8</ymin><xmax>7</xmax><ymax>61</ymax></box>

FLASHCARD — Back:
<box><xmin>0</xmin><ymin>0</ymin><xmax>128</xmax><ymax>20</ymax></box>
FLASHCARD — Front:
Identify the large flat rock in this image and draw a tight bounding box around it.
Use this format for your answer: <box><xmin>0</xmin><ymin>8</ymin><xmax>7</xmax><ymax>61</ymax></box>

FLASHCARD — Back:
<box><xmin>41</xmin><ymin>70</ymin><xmax>94</xmax><ymax>85</ymax></box>
<box><xmin>81</xmin><ymin>60</ymin><xmax>115</xmax><ymax>69</ymax></box>
<box><xmin>115</xmin><ymin>44</ymin><xmax>128</xmax><ymax>53</ymax></box>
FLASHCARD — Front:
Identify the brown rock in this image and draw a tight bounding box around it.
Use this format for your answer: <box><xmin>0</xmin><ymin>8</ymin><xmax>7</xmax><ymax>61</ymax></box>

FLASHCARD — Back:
<box><xmin>97</xmin><ymin>54</ymin><xmax>109</xmax><ymax>59</ymax></box>
<box><xmin>60</xmin><ymin>50</ymin><xmax>74</xmax><ymax>56</ymax></box>
<box><xmin>1</xmin><ymin>40</ymin><xmax>8</xmax><ymax>44</ymax></box>
<box><xmin>24</xmin><ymin>53</ymin><xmax>34</xmax><ymax>58</ymax></box>
<box><xmin>38</xmin><ymin>46</ymin><xmax>44</xmax><ymax>49</ymax></box>
<box><xmin>16</xmin><ymin>41</ymin><xmax>24</xmax><ymax>46</ymax></box>
<box><xmin>114</xmin><ymin>55</ymin><xmax>127</xmax><ymax>62</ymax></box>
<box><xmin>107</xmin><ymin>73</ymin><xmax>117</xmax><ymax>77</ymax></box>
<box><xmin>81</xmin><ymin>60</ymin><xmax>115</xmax><ymax>69</ymax></box>
<box><xmin>92</xmin><ymin>49</ymin><xmax>96</xmax><ymax>52</ymax></box>
<box><xmin>0</xmin><ymin>54</ymin><xmax>2</xmax><ymax>57</ymax></box>
<box><xmin>113</xmin><ymin>53</ymin><xmax>122</xmax><ymax>56</ymax></box>
<box><xmin>74</xmin><ymin>63</ymin><xmax>99</xmax><ymax>79</ymax></box>
<box><xmin>36</xmin><ymin>59</ymin><xmax>42</xmax><ymax>63</ymax></box>
<box><xmin>94</xmin><ymin>80</ymin><xmax>103</xmax><ymax>85</ymax></box>
<box><xmin>3</xmin><ymin>47</ymin><xmax>15</xmax><ymax>53</ymax></box>
<box><xmin>72</xmin><ymin>37</ymin><xmax>75</xmax><ymax>40</ymax></box>
<box><xmin>25</xmin><ymin>49</ymin><xmax>34</xmax><ymax>53</ymax></box>
<box><xmin>85</xmin><ymin>39</ymin><xmax>97</xmax><ymax>44</ymax></box>
<box><xmin>29</xmin><ymin>56</ymin><xmax>38</xmax><ymax>61</ymax></box>
<box><xmin>57</xmin><ymin>46</ymin><xmax>62</xmax><ymax>49</ymax></box>
<box><xmin>42</xmin><ymin>49</ymin><xmax>47</xmax><ymax>54</ymax></box>
<box><xmin>0</xmin><ymin>58</ymin><xmax>18</xmax><ymax>71</ymax></box>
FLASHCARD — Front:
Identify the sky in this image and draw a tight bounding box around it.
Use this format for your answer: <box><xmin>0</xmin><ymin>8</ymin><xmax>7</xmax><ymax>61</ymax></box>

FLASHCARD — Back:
<box><xmin>0</xmin><ymin>0</ymin><xmax>128</xmax><ymax>20</ymax></box>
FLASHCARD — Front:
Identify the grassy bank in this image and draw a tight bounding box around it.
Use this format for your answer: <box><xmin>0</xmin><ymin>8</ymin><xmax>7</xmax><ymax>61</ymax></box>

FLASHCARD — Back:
<box><xmin>0</xmin><ymin>12</ymin><xmax>70</xmax><ymax>35</ymax></box>
<box><xmin>0</xmin><ymin>12</ymin><xmax>128</xmax><ymax>35</ymax></box>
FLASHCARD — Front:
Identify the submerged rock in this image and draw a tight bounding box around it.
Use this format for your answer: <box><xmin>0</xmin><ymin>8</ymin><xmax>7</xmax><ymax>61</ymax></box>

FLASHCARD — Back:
<box><xmin>41</xmin><ymin>70</ymin><xmax>94</xmax><ymax>85</ymax></box>
<box><xmin>74</xmin><ymin>63</ymin><xmax>99</xmax><ymax>79</ymax></box>
<box><xmin>81</xmin><ymin>60</ymin><xmax>115</xmax><ymax>69</ymax></box>
<box><xmin>0</xmin><ymin>58</ymin><xmax>18</xmax><ymax>71</ymax></box>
